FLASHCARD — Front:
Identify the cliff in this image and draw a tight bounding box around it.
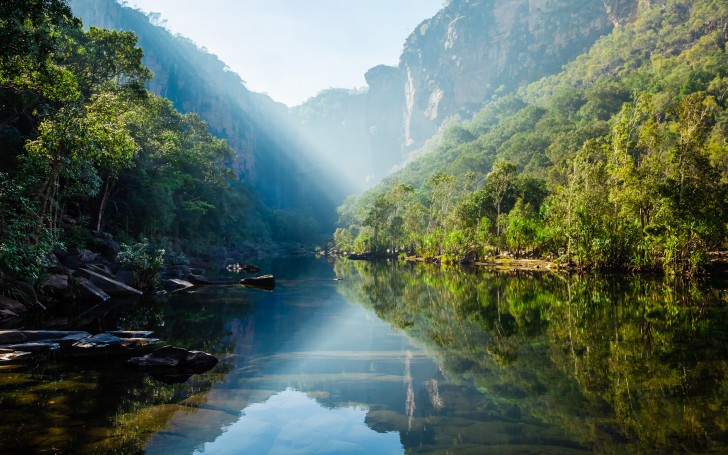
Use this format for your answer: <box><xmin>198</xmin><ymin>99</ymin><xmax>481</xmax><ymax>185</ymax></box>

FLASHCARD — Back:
<box><xmin>394</xmin><ymin>0</ymin><xmax>639</xmax><ymax>150</ymax></box>
<box><xmin>293</xmin><ymin>0</ymin><xmax>640</xmax><ymax>184</ymax></box>
<box><xmin>69</xmin><ymin>0</ymin><xmax>346</xmax><ymax>224</ymax></box>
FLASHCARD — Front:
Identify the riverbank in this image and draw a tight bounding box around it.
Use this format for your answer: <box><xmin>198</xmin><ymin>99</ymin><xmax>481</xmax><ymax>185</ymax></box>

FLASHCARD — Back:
<box><xmin>0</xmin><ymin>231</ymin><xmax>319</xmax><ymax>325</ymax></box>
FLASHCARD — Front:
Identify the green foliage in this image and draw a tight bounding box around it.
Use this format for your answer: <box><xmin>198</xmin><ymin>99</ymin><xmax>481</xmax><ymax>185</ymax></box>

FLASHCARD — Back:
<box><xmin>0</xmin><ymin>1</ymin><xmax>308</xmax><ymax>284</ymax></box>
<box><xmin>118</xmin><ymin>238</ymin><xmax>164</xmax><ymax>293</ymax></box>
<box><xmin>0</xmin><ymin>173</ymin><xmax>55</xmax><ymax>283</ymax></box>
<box><xmin>335</xmin><ymin>260</ymin><xmax>728</xmax><ymax>453</ymax></box>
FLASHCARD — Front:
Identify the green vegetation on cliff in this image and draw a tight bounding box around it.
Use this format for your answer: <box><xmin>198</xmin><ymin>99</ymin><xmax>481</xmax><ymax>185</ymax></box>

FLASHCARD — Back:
<box><xmin>335</xmin><ymin>0</ymin><xmax>728</xmax><ymax>275</ymax></box>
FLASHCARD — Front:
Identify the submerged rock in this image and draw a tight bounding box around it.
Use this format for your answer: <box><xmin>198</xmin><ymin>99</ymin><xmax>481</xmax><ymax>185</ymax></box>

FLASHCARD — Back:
<box><xmin>127</xmin><ymin>346</ymin><xmax>218</xmax><ymax>372</ymax></box>
<box><xmin>240</xmin><ymin>274</ymin><xmax>275</xmax><ymax>290</ymax></box>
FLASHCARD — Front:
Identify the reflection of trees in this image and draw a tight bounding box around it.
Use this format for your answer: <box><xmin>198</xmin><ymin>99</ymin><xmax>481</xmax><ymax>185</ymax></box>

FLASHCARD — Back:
<box><xmin>0</xmin><ymin>288</ymin><xmax>251</xmax><ymax>454</ymax></box>
<box><xmin>336</xmin><ymin>259</ymin><xmax>728</xmax><ymax>453</ymax></box>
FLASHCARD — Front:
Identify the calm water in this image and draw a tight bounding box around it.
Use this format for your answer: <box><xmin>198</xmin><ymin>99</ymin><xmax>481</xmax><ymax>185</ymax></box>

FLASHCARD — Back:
<box><xmin>1</xmin><ymin>257</ymin><xmax>727</xmax><ymax>454</ymax></box>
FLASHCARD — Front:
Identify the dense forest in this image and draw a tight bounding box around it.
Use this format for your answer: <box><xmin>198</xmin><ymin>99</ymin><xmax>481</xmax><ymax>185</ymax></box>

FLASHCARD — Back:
<box><xmin>334</xmin><ymin>0</ymin><xmax>728</xmax><ymax>276</ymax></box>
<box><xmin>0</xmin><ymin>1</ymin><xmax>320</xmax><ymax>284</ymax></box>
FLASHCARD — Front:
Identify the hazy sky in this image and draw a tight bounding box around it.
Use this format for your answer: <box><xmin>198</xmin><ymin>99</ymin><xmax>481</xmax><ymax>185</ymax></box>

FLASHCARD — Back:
<box><xmin>126</xmin><ymin>0</ymin><xmax>443</xmax><ymax>106</ymax></box>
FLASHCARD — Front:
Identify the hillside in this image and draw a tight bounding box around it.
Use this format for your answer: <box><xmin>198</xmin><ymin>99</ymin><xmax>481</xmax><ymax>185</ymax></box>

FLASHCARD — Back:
<box><xmin>334</xmin><ymin>0</ymin><xmax>728</xmax><ymax>276</ymax></box>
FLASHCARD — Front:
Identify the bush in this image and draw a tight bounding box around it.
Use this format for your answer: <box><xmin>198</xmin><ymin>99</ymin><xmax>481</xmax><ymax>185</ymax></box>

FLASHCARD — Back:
<box><xmin>118</xmin><ymin>238</ymin><xmax>164</xmax><ymax>293</ymax></box>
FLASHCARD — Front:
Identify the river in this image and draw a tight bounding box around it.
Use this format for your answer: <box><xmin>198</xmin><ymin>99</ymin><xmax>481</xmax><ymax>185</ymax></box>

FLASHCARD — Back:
<box><xmin>1</xmin><ymin>256</ymin><xmax>727</xmax><ymax>454</ymax></box>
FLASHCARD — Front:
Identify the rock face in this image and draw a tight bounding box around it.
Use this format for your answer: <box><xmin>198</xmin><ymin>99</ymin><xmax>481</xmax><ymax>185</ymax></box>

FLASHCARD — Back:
<box><xmin>71</xmin><ymin>0</ymin><xmax>640</xmax><ymax>193</ymax></box>
<box><xmin>385</xmin><ymin>0</ymin><xmax>639</xmax><ymax>153</ymax></box>
<box><xmin>293</xmin><ymin>0</ymin><xmax>640</xmax><ymax>183</ymax></box>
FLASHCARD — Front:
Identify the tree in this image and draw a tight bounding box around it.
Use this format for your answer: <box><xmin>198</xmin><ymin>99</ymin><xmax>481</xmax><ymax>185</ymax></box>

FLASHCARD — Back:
<box><xmin>485</xmin><ymin>158</ymin><xmax>517</xmax><ymax>242</ymax></box>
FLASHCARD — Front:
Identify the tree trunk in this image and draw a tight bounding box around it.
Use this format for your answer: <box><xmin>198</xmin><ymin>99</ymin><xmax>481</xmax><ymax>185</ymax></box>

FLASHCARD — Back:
<box><xmin>96</xmin><ymin>174</ymin><xmax>114</xmax><ymax>232</ymax></box>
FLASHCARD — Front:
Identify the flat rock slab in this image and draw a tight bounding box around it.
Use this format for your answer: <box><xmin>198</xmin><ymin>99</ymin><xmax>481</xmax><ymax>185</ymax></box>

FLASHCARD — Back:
<box><xmin>76</xmin><ymin>278</ymin><xmax>111</xmax><ymax>302</ymax></box>
<box><xmin>0</xmin><ymin>351</ymin><xmax>30</xmax><ymax>362</ymax></box>
<box><xmin>163</xmin><ymin>278</ymin><xmax>195</xmax><ymax>291</ymax></box>
<box><xmin>0</xmin><ymin>330</ymin><xmax>92</xmax><ymax>344</ymax></box>
<box><xmin>0</xmin><ymin>342</ymin><xmax>61</xmax><ymax>352</ymax></box>
<box><xmin>76</xmin><ymin>268</ymin><xmax>143</xmax><ymax>296</ymax></box>
<box><xmin>0</xmin><ymin>330</ymin><xmax>158</xmax><ymax>359</ymax></box>
<box><xmin>108</xmin><ymin>330</ymin><xmax>154</xmax><ymax>338</ymax></box>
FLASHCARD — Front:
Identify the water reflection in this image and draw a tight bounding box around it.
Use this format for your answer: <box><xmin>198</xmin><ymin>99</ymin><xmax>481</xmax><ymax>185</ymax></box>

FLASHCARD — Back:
<box><xmin>185</xmin><ymin>389</ymin><xmax>402</xmax><ymax>455</ymax></box>
<box><xmin>335</xmin><ymin>259</ymin><xmax>728</xmax><ymax>453</ymax></box>
<box><xmin>0</xmin><ymin>257</ymin><xmax>726</xmax><ymax>454</ymax></box>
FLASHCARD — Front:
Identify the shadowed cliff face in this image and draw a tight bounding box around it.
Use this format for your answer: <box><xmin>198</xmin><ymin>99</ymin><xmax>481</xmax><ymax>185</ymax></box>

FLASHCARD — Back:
<box><xmin>70</xmin><ymin>0</ymin><xmax>348</xmax><ymax>229</ymax></box>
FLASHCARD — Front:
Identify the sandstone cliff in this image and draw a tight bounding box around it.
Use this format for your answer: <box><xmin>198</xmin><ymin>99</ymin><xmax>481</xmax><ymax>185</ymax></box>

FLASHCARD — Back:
<box><xmin>392</xmin><ymin>0</ymin><xmax>639</xmax><ymax>151</ymax></box>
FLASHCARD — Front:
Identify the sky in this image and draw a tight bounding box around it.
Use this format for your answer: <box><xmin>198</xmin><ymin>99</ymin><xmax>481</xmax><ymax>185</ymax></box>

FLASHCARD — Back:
<box><xmin>126</xmin><ymin>0</ymin><xmax>444</xmax><ymax>106</ymax></box>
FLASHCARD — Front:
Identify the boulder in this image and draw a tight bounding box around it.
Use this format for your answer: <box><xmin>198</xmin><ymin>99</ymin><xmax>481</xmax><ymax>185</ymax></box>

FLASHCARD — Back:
<box><xmin>3</xmin><ymin>280</ymin><xmax>41</xmax><ymax>309</ymax></box>
<box><xmin>40</xmin><ymin>273</ymin><xmax>73</xmax><ymax>303</ymax></box>
<box><xmin>45</xmin><ymin>253</ymin><xmax>68</xmax><ymax>275</ymax></box>
<box><xmin>127</xmin><ymin>346</ymin><xmax>218</xmax><ymax>372</ymax></box>
<box><xmin>240</xmin><ymin>274</ymin><xmax>275</xmax><ymax>290</ymax></box>
<box><xmin>91</xmin><ymin>231</ymin><xmax>121</xmax><ymax>257</ymax></box>
<box><xmin>75</xmin><ymin>268</ymin><xmax>143</xmax><ymax>296</ymax></box>
<box><xmin>59</xmin><ymin>248</ymin><xmax>98</xmax><ymax>269</ymax></box>
<box><xmin>0</xmin><ymin>296</ymin><xmax>28</xmax><ymax>319</ymax></box>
